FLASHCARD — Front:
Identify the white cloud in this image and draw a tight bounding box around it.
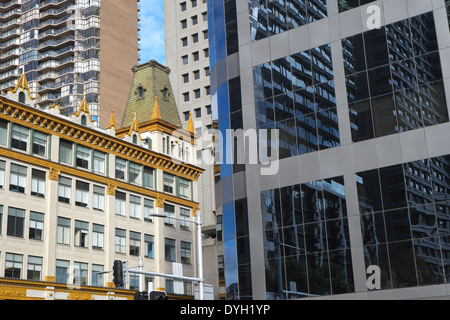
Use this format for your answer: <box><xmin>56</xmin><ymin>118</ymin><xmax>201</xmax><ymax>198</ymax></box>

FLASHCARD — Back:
<box><xmin>139</xmin><ymin>0</ymin><xmax>165</xmax><ymax>64</ymax></box>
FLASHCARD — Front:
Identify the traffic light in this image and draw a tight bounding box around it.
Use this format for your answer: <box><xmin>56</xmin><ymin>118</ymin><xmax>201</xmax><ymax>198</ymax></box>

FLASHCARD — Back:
<box><xmin>112</xmin><ymin>260</ymin><xmax>124</xmax><ymax>287</ymax></box>
<box><xmin>149</xmin><ymin>290</ymin><xmax>168</xmax><ymax>300</ymax></box>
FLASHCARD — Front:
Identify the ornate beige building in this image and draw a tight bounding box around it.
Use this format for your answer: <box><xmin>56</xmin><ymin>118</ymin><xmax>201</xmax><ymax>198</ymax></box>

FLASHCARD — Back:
<box><xmin>0</xmin><ymin>61</ymin><xmax>204</xmax><ymax>300</ymax></box>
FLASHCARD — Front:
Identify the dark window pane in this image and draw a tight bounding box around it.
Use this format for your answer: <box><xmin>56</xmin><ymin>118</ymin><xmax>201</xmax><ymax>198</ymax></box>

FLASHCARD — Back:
<box><xmin>388</xmin><ymin>240</ymin><xmax>417</xmax><ymax>288</ymax></box>
<box><xmin>371</xmin><ymin>93</ymin><xmax>397</xmax><ymax>137</ymax></box>
<box><xmin>356</xmin><ymin>169</ymin><xmax>383</xmax><ymax>214</ymax></box>
<box><xmin>349</xmin><ymin>99</ymin><xmax>375</xmax><ymax>142</ymax></box>
<box><xmin>364</xmin><ymin>27</ymin><xmax>389</xmax><ymax>69</ymax></box>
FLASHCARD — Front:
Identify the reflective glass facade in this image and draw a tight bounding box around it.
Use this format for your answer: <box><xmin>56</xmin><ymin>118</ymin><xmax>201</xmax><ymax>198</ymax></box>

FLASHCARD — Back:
<box><xmin>345</xmin><ymin>13</ymin><xmax>448</xmax><ymax>143</ymax></box>
<box><xmin>262</xmin><ymin>176</ymin><xmax>353</xmax><ymax>298</ymax></box>
<box><xmin>358</xmin><ymin>155</ymin><xmax>450</xmax><ymax>288</ymax></box>
<box><xmin>249</xmin><ymin>0</ymin><xmax>327</xmax><ymax>41</ymax></box>
<box><xmin>254</xmin><ymin>44</ymin><xmax>339</xmax><ymax>159</ymax></box>
<box><xmin>338</xmin><ymin>0</ymin><xmax>377</xmax><ymax>13</ymax></box>
<box><xmin>210</xmin><ymin>0</ymin><xmax>450</xmax><ymax>300</ymax></box>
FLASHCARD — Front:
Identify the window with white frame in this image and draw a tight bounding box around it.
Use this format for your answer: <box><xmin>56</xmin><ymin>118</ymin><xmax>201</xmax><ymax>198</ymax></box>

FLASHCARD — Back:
<box><xmin>59</xmin><ymin>139</ymin><xmax>73</xmax><ymax>165</ymax></box>
<box><xmin>92</xmin><ymin>224</ymin><xmax>104</xmax><ymax>250</ymax></box>
<box><xmin>32</xmin><ymin>131</ymin><xmax>47</xmax><ymax>157</ymax></box>
<box><xmin>93</xmin><ymin>185</ymin><xmax>105</xmax><ymax>211</ymax></box>
<box><xmin>163</xmin><ymin>173</ymin><xmax>175</xmax><ymax>194</ymax></box>
<box><xmin>58</xmin><ymin>176</ymin><xmax>72</xmax><ymax>204</ymax></box>
<box><xmin>0</xmin><ymin>119</ymin><xmax>7</xmax><ymax>146</ymax></box>
<box><xmin>75</xmin><ymin>220</ymin><xmax>89</xmax><ymax>248</ymax></box>
<box><xmin>144</xmin><ymin>199</ymin><xmax>154</xmax><ymax>222</ymax></box>
<box><xmin>115</xmin><ymin>228</ymin><xmax>126</xmax><ymax>254</ymax></box>
<box><xmin>129</xmin><ymin>162</ymin><xmax>141</xmax><ymax>184</ymax></box>
<box><xmin>31</xmin><ymin>169</ymin><xmax>46</xmax><ymax>198</ymax></box>
<box><xmin>115</xmin><ymin>191</ymin><xmax>126</xmax><ymax>216</ymax></box>
<box><xmin>11</xmin><ymin>124</ymin><xmax>28</xmax><ymax>151</ymax></box>
<box><xmin>0</xmin><ymin>160</ymin><xmax>5</xmax><ymax>188</ymax></box>
<box><xmin>76</xmin><ymin>145</ymin><xmax>90</xmax><ymax>169</ymax></box>
<box><xmin>93</xmin><ymin>151</ymin><xmax>105</xmax><ymax>174</ymax></box>
<box><xmin>57</xmin><ymin>217</ymin><xmax>71</xmax><ymax>245</ymax></box>
<box><xmin>144</xmin><ymin>234</ymin><xmax>154</xmax><ymax>259</ymax></box>
<box><xmin>27</xmin><ymin>256</ymin><xmax>43</xmax><ymax>281</ymax></box>
<box><xmin>181</xmin><ymin>241</ymin><xmax>191</xmax><ymax>264</ymax></box>
<box><xmin>129</xmin><ymin>195</ymin><xmax>141</xmax><ymax>219</ymax></box>
<box><xmin>115</xmin><ymin>157</ymin><xmax>126</xmax><ymax>180</ymax></box>
<box><xmin>143</xmin><ymin>167</ymin><xmax>154</xmax><ymax>189</ymax></box>
<box><xmin>74</xmin><ymin>261</ymin><xmax>88</xmax><ymax>285</ymax></box>
<box><xmin>9</xmin><ymin>163</ymin><xmax>27</xmax><ymax>193</ymax></box>
<box><xmin>164</xmin><ymin>203</ymin><xmax>175</xmax><ymax>227</ymax></box>
<box><xmin>129</xmin><ymin>231</ymin><xmax>141</xmax><ymax>256</ymax></box>
<box><xmin>92</xmin><ymin>264</ymin><xmax>104</xmax><ymax>287</ymax></box>
<box><xmin>75</xmin><ymin>181</ymin><xmax>89</xmax><ymax>207</ymax></box>
<box><xmin>29</xmin><ymin>211</ymin><xmax>44</xmax><ymax>241</ymax></box>
<box><xmin>56</xmin><ymin>259</ymin><xmax>69</xmax><ymax>284</ymax></box>
<box><xmin>5</xmin><ymin>253</ymin><xmax>23</xmax><ymax>279</ymax></box>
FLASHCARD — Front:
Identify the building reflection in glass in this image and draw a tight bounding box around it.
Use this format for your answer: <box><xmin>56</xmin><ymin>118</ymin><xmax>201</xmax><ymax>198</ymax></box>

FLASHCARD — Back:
<box><xmin>344</xmin><ymin>12</ymin><xmax>448</xmax><ymax>143</ymax></box>
<box><xmin>261</xmin><ymin>176</ymin><xmax>353</xmax><ymax>299</ymax></box>
<box><xmin>357</xmin><ymin>155</ymin><xmax>450</xmax><ymax>289</ymax></box>
<box><xmin>338</xmin><ymin>0</ymin><xmax>377</xmax><ymax>13</ymax></box>
<box><xmin>253</xmin><ymin>44</ymin><xmax>339</xmax><ymax>160</ymax></box>
<box><xmin>249</xmin><ymin>0</ymin><xmax>327</xmax><ymax>42</ymax></box>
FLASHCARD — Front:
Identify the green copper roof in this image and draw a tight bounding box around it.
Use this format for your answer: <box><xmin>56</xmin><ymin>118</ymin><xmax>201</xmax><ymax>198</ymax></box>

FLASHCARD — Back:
<box><xmin>121</xmin><ymin>60</ymin><xmax>181</xmax><ymax>129</ymax></box>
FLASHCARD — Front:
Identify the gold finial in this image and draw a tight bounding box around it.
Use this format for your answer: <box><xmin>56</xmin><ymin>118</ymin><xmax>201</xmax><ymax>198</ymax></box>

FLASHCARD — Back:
<box><xmin>107</xmin><ymin>110</ymin><xmax>117</xmax><ymax>130</ymax></box>
<box><xmin>151</xmin><ymin>96</ymin><xmax>162</xmax><ymax>120</ymax></box>
<box><xmin>128</xmin><ymin>111</ymin><xmax>142</xmax><ymax>139</ymax></box>
<box><xmin>187</xmin><ymin>112</ymin><xmax>194</xmax><ymax>134</ymax></box>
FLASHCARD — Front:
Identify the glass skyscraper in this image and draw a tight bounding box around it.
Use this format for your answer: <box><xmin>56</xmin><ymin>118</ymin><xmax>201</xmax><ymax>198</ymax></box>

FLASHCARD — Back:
<box><xmin>208</xmin><ymin>0</ymin><xmax>450</xmax><ymax>299</ymax></box>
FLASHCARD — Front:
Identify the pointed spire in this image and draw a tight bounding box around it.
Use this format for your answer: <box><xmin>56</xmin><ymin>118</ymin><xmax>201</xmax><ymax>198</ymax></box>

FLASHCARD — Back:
<box><xmin>128</xmin><ymin>111</ymin><xmax>141</xmax><ymax>137</ymax></box>
<box><xmin>107</xmin><ymin>110</ymin><xmax>117</xmax><ymax>130</ymax></box>
<box><xmin>187</xmin><ymin>112</ymin><xmax>194</xmax><ymax>134</ymax></box>
<box><xmin>73</xmin><ymin>90</ymin><xmax>93</xmax><ymax>122</ymax></box>
<box><xmin>9</xmin><ymin>66</ymin><xmax>34</xmax><ymax>100</ymax></box>
<box><xmin>151</xmin><ymin>96</ymin><xmax>161</xmax><ymax>120</ymax></box>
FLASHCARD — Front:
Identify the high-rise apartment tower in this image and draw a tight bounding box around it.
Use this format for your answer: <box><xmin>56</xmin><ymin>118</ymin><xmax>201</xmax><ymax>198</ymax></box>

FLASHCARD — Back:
<box><xmin>0</xmin><ymin>0</ymin><xmax>140</xmax><ymax>128</ymax></box>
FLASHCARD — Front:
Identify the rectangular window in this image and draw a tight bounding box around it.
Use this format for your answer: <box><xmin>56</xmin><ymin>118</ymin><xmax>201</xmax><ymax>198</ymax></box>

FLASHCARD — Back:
<box><xmin>27</xmin><ymin>256</ymin><xmax>43</xmax><ymax>281</ymax></box>
<box><xmin>130</xmin><ymin>231</ymin><xmax>141</xmax><ymax>256</ymax></box>
<box><xmin>179</xmin><ymin>178</ymin><xmax>190</xmax><ymax>199</ymax></box>
<box><xmin>0</xmin><ymin>119</ymin><xmax>7</xmax><ymax>146</ymax></box>
<box><xmin>93</xmin><ymin>185</ymin><xmax>105</xmax><ymax>211</ymax></box>
<box><xmin>180</xmin><ymin>208</ymin><xmax>191</xmax><ymax>230</ymax></box>
<box><xmin>56</xmin><ymin>260</ymin><xmax>69</xmax><ymax>283</ymax></box>
<box><xmin>0</xmin><ymin>205</ymin><xmax>3</xmax><ymax>235</ymax></box>
<box><xmin>115</xmin><ymin>191</ymin><xmax>126</xmax><ymax>216</ymax></box>
<box><xmin>92</xmin><ymin>264</ymin><xmax>104</xmax><ymax>287</ymax></box>
<box><xmin>75</xmin><ymin>181</ymin><xmax>89</xmax><ymax>207</ymax></box>
<box><xmin>11</xmin><ymin>124</ymin><xmax>28</xmax><ymax>151</ymax></box>
<box><xmin>59</xmin><ymin>139</ymin><xmax>73</xmax><ymax>165</ymax></box>
<box><xmin>130</xmin><ymin>195</ymin><xmax>141</xmax><ymax>219</ymax></box>
<box><xmin>129</xmin><ymin>162</ymin><xmax>141</xmax><ymax>184</ymax></box>
<box><xmin>74</xmin><ymin>261</ymin><xmax>88</xmax><ymax>285</ymax></box>
<box><xmin>181</xmin><ymin>241</ymin><xmax>191</xmax><ymax>264</ymax></box>
<box><xmin>76</xmin><ymin>145</ymin><xmax>90</xmax><ymax>169</ymax></box>
<box><xmin>145</xmin><ymin>234</ymin><xmax>154</xmax><ymax>259</ymax></box>
<box><xmin>115</xmin><ymin>158</ymin><xmax>126</xmax><ymax>180</ymax></box>
<box><xmin>7</xmin><ymin>207</ymin><xmax>25</xmax><ymax>237</ymax></box>
<box><xmin>143</xmin><ymin>167</ymin><xmax>154</xmax><ymax>189</ymax></box>
<box><xmin>9</xmin><ymin>163</ymin><xmax>27</xmax><ymax>193</ymax></box>
<box><xmin>92</xmin><ymin>224</ymin><xmax>104</xmax><ymax>250</ymax></box>
<box><xmin>115</xmin><ymin>228</ymin><xmax>126</xmax><ymax>254</ymax></box>
<box><xmin>163</xmin><ymin>173</ymin><xmax>175</xmax><ymax>194</ymax></box>
<box><xmin>75</xmin><ymin>220</ymin><xmax>89</xmax><ymax>248</ymax></box>
<box><xmin>164</xmin><ymin>203</ymin><xmax>175</xmax><ymax>227</ymax></box>
<box><xmin>57</xmin><ymin>217</ymin><xmax>70</xmax><ymax>245</ymax></box>
<box><xmin>31</xmin><ymin>169</ymin><xmax>46</xmax><ymax>198</ymax></box>
<box><xmin>32</xmin><ymin>131</ymin><xmax>47</xmax><ymax>157</ymax></box>
<box><xmin>144</xmin><ymin>199</ymin><xmax>154</xmax><ymax>222</ymax></box>
<box><xmin>0</xmin><ymin>160</ymin><xmax>5</xmax><ymax>188</ymax></box>
<box><xmin>165</xmin><ymin>238</ymin><xmax>176</xmax><ymax>262</ymax></box>
<box><xmin>58</xmin><ymin>176</ymin><xmax>72</xmax><ymax>203</ymax></box>
<box><xmin>5</xmin><ymin>253</ymin><xmax>23</xmax><ymax>279</ymax></box>
<box><xmin>93</xmin><ymin>151</ymin><xmax>105</xmax><ymax>174</ymax></box>
<box><xmin>29</xmin><ymin>211</ymin><xmax>44</xmax><ymax>240</ymax></box>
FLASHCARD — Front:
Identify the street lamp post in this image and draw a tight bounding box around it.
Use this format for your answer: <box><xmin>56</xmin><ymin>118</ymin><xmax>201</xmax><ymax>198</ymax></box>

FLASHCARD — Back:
<box><xmin>149</xmin><ymin>211</ymin><xmax>204</xmax><ymax>300</ymax></box>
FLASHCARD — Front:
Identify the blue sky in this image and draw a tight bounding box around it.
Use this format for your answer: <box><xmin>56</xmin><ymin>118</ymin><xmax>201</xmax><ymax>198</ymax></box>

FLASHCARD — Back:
<box><xmin>139</xmin><ymin>0</ymin><xmax>165</xmax><ymax>64</ymax></box>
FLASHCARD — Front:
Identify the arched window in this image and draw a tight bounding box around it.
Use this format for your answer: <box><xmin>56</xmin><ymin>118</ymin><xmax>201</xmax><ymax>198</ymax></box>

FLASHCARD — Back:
<box><xmin>81</xmin><ymin>115</ymin><xmax>87</xmax><ymax>126</ymax></box>
<box><xmin>133</xmin><ymin>134</ymin><xmax>137</xmax><ymax>144</ymax></box>
<box><xmin>19</xmin><ymin>92</ymin><xmax>25</xmax><ymax>104</ymax></box>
